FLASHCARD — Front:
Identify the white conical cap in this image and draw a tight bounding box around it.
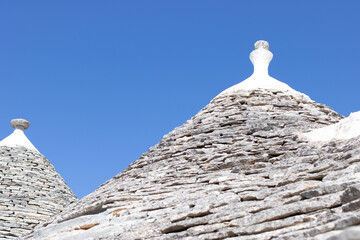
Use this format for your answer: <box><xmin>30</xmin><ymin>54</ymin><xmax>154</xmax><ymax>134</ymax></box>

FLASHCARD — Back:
<box><xmin>217</xmin><ymin>40</ymin><xmax>311</xmax><ymax>100</ymax></box>
<box><xmin>0</xmin><ymin>119</ymin><xmax>39</xmax><ymax>152</ymax></box>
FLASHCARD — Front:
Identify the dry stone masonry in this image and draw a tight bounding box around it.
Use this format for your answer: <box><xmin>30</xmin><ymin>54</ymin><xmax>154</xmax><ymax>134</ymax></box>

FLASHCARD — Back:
<box><xmin>0</xmin><ymin>120</ymin><xmax>77</xmax><ymax>239</ymax></box>
<box><xmin>23</xmin><ymin>41</ymin><xmax>360</xmax><ymax>239</ymax></box>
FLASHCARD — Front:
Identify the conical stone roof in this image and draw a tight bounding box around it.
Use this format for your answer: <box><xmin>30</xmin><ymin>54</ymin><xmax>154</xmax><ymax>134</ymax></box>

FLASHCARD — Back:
<box><xmin>26</xmin><ymin>42</ymin><xmax>360</xmax><ymax>240</ymax></box>
<box><xmin>0</xmin><ymin>119</ymin><xmax>77</xmax><ymax>239</ymax></box>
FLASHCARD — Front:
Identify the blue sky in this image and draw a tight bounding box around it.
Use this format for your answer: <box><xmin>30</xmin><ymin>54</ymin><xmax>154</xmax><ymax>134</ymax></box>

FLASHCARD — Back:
<box><xmin>1</xmin><ymin>1</ymin><xmax>359</xmax><ymax>198</ymax></box>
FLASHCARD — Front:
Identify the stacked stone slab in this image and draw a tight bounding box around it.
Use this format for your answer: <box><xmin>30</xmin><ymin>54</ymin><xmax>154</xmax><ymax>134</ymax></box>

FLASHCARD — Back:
<box><xmin>25</xmin><ymin>42</ymin><xmax>360</xmax><ymax>239</ymax></box>
<box><xmin>0</xmin><ymin>120</ymin><xmax>77</xmax><ymax>239</ymax></box>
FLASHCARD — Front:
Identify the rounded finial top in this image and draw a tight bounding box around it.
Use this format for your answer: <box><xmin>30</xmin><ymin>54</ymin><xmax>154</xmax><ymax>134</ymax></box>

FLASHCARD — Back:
<box><xmin>11</xmin><ymin>119</ymin><xmax>30</xmax><ymax>130</ymax></box>
<box><xmin>254</xmin><ymin>40</ymin><xmax>269</xmax><ymax>50</ymax></box>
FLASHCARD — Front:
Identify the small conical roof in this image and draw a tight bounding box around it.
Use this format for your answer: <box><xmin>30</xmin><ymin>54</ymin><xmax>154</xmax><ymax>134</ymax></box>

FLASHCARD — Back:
<box><xmin>25</xmin><ymin>41</ymin><xmax>360</xmax><ymax>240</ymax></box>
<box><xmin>0</xmin><ymin>119</ymin><xmax>77</xmax><ymax>239</ymax></box>
<box><xmin>0</xmin><ymin>119</ymin><xmax>38</xmax><ymax>152</ymax></box>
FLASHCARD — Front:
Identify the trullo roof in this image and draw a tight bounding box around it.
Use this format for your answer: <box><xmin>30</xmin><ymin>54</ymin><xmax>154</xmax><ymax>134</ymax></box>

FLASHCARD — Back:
<box><xmin>26</xmin><ymin>41</ymin><xmax>360</xmax><ymax>240</ymax></box>
<box><xmin>0</xmin><ymin>119</ymin><xmax>77</xmax><ymax>239</ymax></box>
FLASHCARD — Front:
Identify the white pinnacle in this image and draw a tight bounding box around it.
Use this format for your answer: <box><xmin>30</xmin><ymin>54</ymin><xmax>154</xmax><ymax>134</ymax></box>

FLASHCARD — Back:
<box><xmin>0</xmin><ymin>119</ymin><xmax>39</xmax><ymax>152</ymax></box>
<box><xmin>217</xmin><ymin>40</ymin><xmax>311</xmax><ymax>100</ymax></box>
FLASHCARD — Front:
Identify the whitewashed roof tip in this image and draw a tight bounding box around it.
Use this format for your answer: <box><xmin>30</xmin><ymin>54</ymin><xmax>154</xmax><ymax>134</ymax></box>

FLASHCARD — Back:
<box><xmin>217</xmin><ymin>40</ymin><xmax>311</xmax><ymax>101</ymax></box>
<box><xmin>304</xmin><ymin>111</ymin><xmax>360</xmax><ymax>141</ymax></box>
<box><xmin>0</xmin><ymin>119</ymin><xmax>39</xmax><ymax>152</ymax></box>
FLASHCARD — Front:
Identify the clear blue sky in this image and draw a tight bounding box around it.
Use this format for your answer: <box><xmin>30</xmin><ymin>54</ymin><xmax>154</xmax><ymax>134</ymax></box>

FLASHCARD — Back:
<box><xmin>1</xmin><ymin>1</ymin><xmax>359</xmax><ymax>198</ymax></box>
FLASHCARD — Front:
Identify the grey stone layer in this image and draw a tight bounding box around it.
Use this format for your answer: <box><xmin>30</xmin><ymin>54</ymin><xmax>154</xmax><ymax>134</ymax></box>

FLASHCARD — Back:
<box><xmin>0</xmin><ymin>147</ymin><xmax>77</xmax><ymax>239</ymax></box>
<box><xmin>24</xmin><ymin>89</ymin><xmax>360</xmax><ymax>239</ymax></box>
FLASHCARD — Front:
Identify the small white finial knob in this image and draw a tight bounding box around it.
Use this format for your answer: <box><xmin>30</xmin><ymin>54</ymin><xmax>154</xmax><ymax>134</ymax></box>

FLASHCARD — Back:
<box><xmin>216</xmin><ymin>40</ymin><xmax>311</xmax><ymax>100</ymax></box>
<box><xmin>11</xmin><ymin>119</ymin><xmax>30</xmax><ymax>130</ymax></box>
<box><xmin>254</xmin><ymin>40</ymin><xmax>269</xmax><ymax>50</ymax></box>
<box><xmin>250</xmin><ymin>40</ymin><xmax>273</xmax><ymax>76</ymax></box>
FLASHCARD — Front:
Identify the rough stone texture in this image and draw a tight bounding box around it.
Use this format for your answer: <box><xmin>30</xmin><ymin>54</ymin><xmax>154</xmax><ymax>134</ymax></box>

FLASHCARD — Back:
<box><xmin>0</xmin><ymin>146</ymin><xmax>77</xmax><ymax>239</ymax></box>
<box><xmin>24</xmin><ymin>89</ymin><xmax>360</xmax><ymax>239</ymax></box>
<box><xmin>10</xmin><ymin>120</ymin><xmax>29</xmax><ymax>130</ymax></box>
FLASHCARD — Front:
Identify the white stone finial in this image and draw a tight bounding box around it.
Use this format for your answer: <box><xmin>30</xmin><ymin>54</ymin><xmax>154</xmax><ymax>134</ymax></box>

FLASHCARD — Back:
<box><xmin>254</xmin><ymin>40</ymin><xmax>269</xmax><ymax>50</ymax></box>
<box><xmin>11</xmin><ymin>119</ymin><xmax>30</xmax><ymax>130</ymax></box>
<box><xmin>249</xmin><ymin>40</ymin><xmax>273</xmax><ymax>76</ymax></box>
<box><xmin>215</xmin><ymin>40</ymin><xmax>312</xmax><ymax>101</ymax></box>
<box><xmin>0</xmin><ymin>118</ymin><xmax>39</xmax><ymax>152</ymax></box>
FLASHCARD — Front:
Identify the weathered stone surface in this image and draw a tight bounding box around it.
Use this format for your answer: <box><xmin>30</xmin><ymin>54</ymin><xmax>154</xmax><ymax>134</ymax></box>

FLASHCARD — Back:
<box><xmin>23</xmin><ymin>89</ymin><xmax>360</xmax><ymax>239</ymax></box>
<box><xmin>0</xmin><ymin>146</ymin><xmax>77</xmax><ymax>239</ymax></box>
